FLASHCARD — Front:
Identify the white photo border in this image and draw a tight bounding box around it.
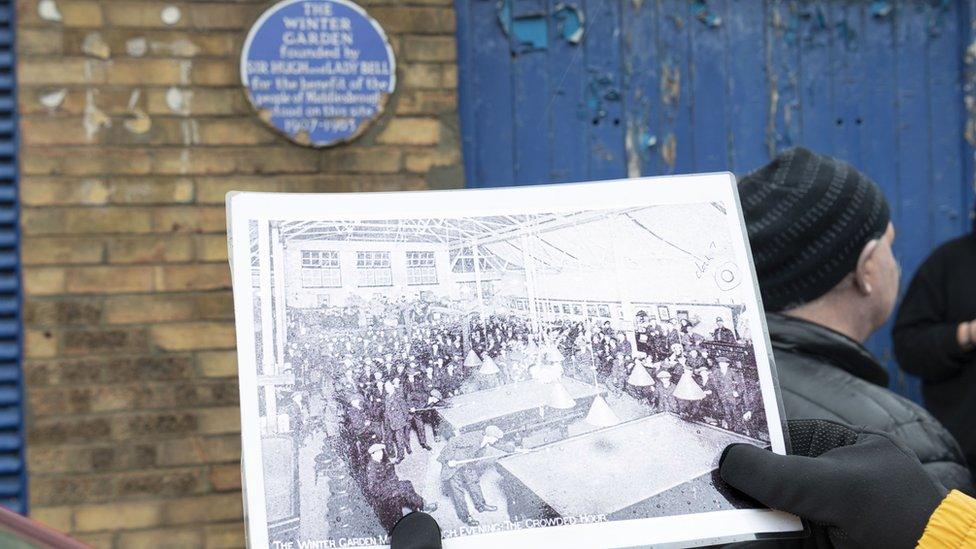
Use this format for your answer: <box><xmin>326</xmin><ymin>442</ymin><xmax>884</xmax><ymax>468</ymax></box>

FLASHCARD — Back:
<box><xmin>227</xmin><ymin>173</ymin><xmax>804</xmax><ymax>548</ymax></box>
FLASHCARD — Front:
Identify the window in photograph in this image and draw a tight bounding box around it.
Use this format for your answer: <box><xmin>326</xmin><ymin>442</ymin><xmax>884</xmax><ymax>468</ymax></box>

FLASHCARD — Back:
<box><xmin>572</xmin><ymin>304</ymin><xmax>582</xmax><ymax>315</ymax></box>
<box><xmin>598</xmin><ymin>304</ymin><xmax>610</xmax><ymax>317</ymax></box>
<box><xmin>454</xmin><ymin>257</ymin><xmax>493</xmax><ymax>273</ymax></box>
<box><xmin>561</xmin><ymin>304</ymin><xmax>572</xmax><ymax>314</ymax></box>
<box><xmin>406</xmin><ymin>251</ymin><xmax>438</xmax><ymax>285</ymax></box>
<box><xmin>356</xmin><ymin>251</ymin><xmax>393</xmax><ymax>287</ymax></box>
<box><xmin>300</xmin><ymin>250</ymin><xmax>341</xmax><ymax>288</ymax></box>
<box><xmin>658</xmin><ymin>305</ymin><xmax>671</xmax><ymax>320</ymax></box>
<box><xmin>586</xmin><ymin>304</ymin><xmax>598</xmax><ymax>316</ymax></box>
<box><xmin>451</xmin><ymin>246</ymin><xmax>495</xmax><ymax>273</ymax></box>
<box><xmin>481</xmin><ymin>280</ymin><xmax>496</xmax><ymax>299</ymax></box>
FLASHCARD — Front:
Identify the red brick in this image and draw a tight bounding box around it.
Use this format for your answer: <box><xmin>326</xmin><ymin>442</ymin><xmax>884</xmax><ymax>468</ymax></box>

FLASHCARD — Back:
<box><xmin>403</xmin><ymin>36</ymin><xmax>457</xmax><ymax>62</ymax></box>
<box><xmin>369</xmin><ymin>7</ymin><xmax>456</xmax><ymax>33</ymax></box>
<box><xmin>107</xmin><ymin>235</ymin><xmax>194</xmax><ymax>263</ymax></box>
<box><xmin>150</xmin><ymin>322</ymin><xmax>236</xmax><ymax>351</ymax></box>
<box><xmin>208</xmin><ymin>464</ymin><xmax>241</xmax><ymax>491</ymax></box>
<box><xmin>65</xmin><ymin>266</ymin><xmax>155</xmax><ymax>294</ymax></box>
<box><xmin>74</xmin><ymin>501</ymin><xmax>162</xmax><ymax>533</ymax></box>
<box><xmin>23</xmin><ymin>299</ymin><xmax>103</xmax><ymax>325</ymax></box>
<box><xmin>155</xmin><ymin>263</ymin><xmax>231</xmax><ymax>291</ymax></box>
<box><xmin>152</xmin><ymin>207</ymin><xmax>226</xmax><ymax>234</ymax></box>
<box><xmin>376</xmin><ymin>117</ymin><xmax>441</xmax><ymax>145</ymax></box>
<box><xmin>103</xmin><ymin>295</ymin><xmax>195</xmax><ymax>324</ymax></box>
<box><xmin>104</xmin><ymin>3</ymin><xmax>188</xmax><ymax>28</ymax></box>
<box><xmin>22</xmin><ymin>237</ymin><xmax>104</xmax><ymax>265</ymax></box>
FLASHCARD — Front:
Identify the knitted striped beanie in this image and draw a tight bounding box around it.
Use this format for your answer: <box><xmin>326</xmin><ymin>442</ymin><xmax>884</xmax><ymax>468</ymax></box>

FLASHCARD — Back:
<box><xmin>738</xmin><ymin>147</ymin><xmax>891</xmax><ymax>312</ymax></box>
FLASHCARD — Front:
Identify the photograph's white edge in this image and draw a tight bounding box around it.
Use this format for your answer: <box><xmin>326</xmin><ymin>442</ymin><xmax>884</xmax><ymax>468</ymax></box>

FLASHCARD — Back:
<box><xmin>227</xmin><ymin>174</ymin><xmax>804</xmax><ymax>548</ymax></box>
<box><xmin>229</xmin><ymin>197</ymin><xmax>272</xmax><ymax>548</ymax></box>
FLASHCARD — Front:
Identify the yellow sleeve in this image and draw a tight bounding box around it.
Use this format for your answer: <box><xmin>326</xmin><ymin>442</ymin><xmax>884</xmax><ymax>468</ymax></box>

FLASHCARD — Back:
<box><xmin>917</xmin><ymin>490</ymin><xmax>976</xmax><ymax>548</ymax></box>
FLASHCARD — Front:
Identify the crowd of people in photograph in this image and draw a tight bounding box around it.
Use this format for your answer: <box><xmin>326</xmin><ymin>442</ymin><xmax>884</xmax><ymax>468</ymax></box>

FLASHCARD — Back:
<box><xmin>275</xmin><ymin>293</ymin><xmax>767</xmax><ymax>530</ymax></box>
<box><xmin>591</xmin><ymin>312</ymin><xmax>766</xmax><ymax>439</ymax></box>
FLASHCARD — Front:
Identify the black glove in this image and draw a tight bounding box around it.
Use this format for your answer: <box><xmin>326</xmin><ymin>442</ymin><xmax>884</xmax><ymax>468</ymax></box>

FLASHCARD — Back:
<box><xmin>391</xmin><ymin>511</ymin><xmax>441</xmax><ymax>549</ymax></box>
<box><xmin>720</xmin><ymin>419</ymin><xmax>948</xmax><ymax>549</ymax></box>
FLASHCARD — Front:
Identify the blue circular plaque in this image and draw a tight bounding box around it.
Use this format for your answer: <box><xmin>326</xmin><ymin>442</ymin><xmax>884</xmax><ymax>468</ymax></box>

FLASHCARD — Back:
<box><xmin>241</xmin><ymin>0</ymin><xmax>396</xmax><ymax>147</ymax></box>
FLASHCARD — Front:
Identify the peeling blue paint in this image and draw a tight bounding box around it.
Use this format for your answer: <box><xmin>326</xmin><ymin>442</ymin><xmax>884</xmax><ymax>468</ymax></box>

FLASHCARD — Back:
<box><xmin>581</xmin><ymin>71</ymin><xmax>621</xmax><ymax>124</ymax></box>
<box><xmin>496</xmin><ymin>0</ymin><xmax>511</xmax><ymax>37</ymax></box>
<box><xmin>554</xmin><ymin>3</ymin><xmax>585</xmax><ymax>44</ymax></box>
<box><xmin>495</xmin><ymin>0</ymin><xmax>548</xmax><ymax>52</ymax></box>
<box><xmin>797</xmin><ymin>4</ymin><xmax>828</xmax><ymax>32</ymax></box>
<box><xmin>778</xmin><ymin>7</ymin><xmax>801</xmax><ymax>46</ymax></box>
<box><xmin>835</xmin><ymin>20</ymin><xmax>857</xmax><ymax>50</ymax></box>
<box><xmin>640</xmin><ymin>131</ymin><xmax>657</xmax><ymax>148</ymax></box>
<box><xmin>693</xmin><ymin>1</ymin><xmax>722</xmax><ymax>28</ymax></box>
<box><xmin>870</xmin><ymin>1</ymin><xmax>892</xmax><ymax>19</ymax></box>
<box><xmin>512</xmin><ymin>16</ymin><xmax>548</xmax><ymax>51</ymax></box>
<box><xmin>456</xmin><ymin>0</ymin><xmax>975</xmax><ymax>405</ymax></box>
<box><xmin>926</xmin><ymin>0</ymin><xmax>953</xmax><ymax>38</ymax></box>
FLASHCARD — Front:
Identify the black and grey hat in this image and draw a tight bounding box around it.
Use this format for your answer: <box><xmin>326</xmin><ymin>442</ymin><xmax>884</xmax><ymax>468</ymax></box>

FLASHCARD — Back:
<box><xmin>738</xmin><ymin>147</ymin><xmax>891</xmax><ymax>312</ymax></box>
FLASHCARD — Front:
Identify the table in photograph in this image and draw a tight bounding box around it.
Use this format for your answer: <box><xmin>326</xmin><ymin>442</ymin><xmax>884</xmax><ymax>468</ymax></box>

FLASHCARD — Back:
<box><xmin>495</xmin><ymin>413</ymin><xmax>760</xmax><ymax>520</ymax></box>
<box><xmin>437</xmin><ymin>377</ymin><xmax>606</xmax><ymax>436</ymax></box>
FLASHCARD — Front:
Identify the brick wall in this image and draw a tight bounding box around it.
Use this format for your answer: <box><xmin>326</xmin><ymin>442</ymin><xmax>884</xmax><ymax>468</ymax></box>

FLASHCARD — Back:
<box><xmin>16</xmin><ymin>0</ymin><xmax>462</xmax><ymax>545</ymax></box>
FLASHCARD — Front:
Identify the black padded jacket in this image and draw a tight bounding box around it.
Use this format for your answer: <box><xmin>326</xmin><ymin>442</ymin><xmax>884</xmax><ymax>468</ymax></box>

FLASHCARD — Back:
<box><xmin>768</xmin><ymin>313</ymin><xmax>973</xmax><ymax>494</ymax></box>
<box><xmin>728</xmin><ymin>315</ymin><xmax>973</xmax><ymax>548</ymax></box>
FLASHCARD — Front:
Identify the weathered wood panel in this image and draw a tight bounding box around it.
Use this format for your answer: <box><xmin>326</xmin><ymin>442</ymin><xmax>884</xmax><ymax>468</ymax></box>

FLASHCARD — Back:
<box><xmin>455</xmin><ymin>0</ymin><xmax>976</xmax><ymax>400</ymax></box>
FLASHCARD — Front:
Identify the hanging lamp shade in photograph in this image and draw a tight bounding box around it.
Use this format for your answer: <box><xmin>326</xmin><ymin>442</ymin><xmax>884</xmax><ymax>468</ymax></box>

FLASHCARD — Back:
<box><xmin>478</xmin><ymin>355</ymin><xmax>500</xmax><ymax>375</ymax></box>
<box><xmin>626</xmin><ymin>364</ymin><xmax>654</xmax><ymax>387</ymax></box>
<box><xmin>464</xmin><ymin>349</ymin><xmax>482</xmax><ymax>367</ymax></box>
<box><xmin>584</xmin><ymin>395</ymin><xmax>621</xmax><ymax>427</ymax></box>
<box><xmin>544</xmin><ymin>342</ymin><xmax>565</xmax><ymax>362</ymax></box>
<box><xmin>673</xmin><ymin>370</ymin><xmax>707</xmax><ymax>401</ymax></box>
<box><xmin>547</xmin><ymin>381</ymin><xmax>576</xmax><ymax>409</ymax></box>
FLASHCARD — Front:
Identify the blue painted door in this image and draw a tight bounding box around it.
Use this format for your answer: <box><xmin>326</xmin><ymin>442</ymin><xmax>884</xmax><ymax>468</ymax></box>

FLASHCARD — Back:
<box><xmin>0</xmin><ymin>0</ymin><xmax>26</xmax><ymax>513</ymax></box>
<box><xmin>455</xmin><ymin>0</ymin><xmax>976</xmax><ymax>401</ymax></box>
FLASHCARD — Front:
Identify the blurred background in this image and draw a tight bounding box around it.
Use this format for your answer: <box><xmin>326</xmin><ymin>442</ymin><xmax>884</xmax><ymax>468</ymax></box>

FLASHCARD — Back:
<box><xmin>3</xmin><ymin>0</ymin><xmax>975</xmax><ymax>547</ymax></box>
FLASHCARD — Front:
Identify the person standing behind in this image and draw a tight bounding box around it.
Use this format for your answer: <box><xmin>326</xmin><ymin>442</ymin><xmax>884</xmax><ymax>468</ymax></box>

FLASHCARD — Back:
<box><xmin>615</xmin><ymin>332</ymin><xmax>633</xmax><ymax>360</ymax></box>
<box><xmin>665</xmin><ymin>319</ymin><xmax>681</xmax><ymax>349</ymax></box>
<box><xmin>342</xmin><ymin>395</ymin><xmax>374</xmax><ymax>476</ymax></box>
<box><xmin>709</xmin><ymin>356</ymin><xmax>745</xmax><ymax>432</ymax></box>
<box><xmin>437</xmin><ymin>425</ymin><xmax>508</xmax><ymax>527</ymax></box>
<box><xmin>383</xmin><ymin>381</ymin><xmax>412</xmax><ymax>462</ymax></box>
<box><xmin>650</xmin><ymin>321</ymin><xmax>668</xmax><ymax>363</ymax></box>
<box><xmin>364</xmin><ymin>443</ymin><xmax>435</xmax><ymax>531</ymax></box>
<box><xmin>738</xmin><ymin>147</ymin><xmax>973</xmax><ymax>494</ymax></box>
<box><xmin>712</xmin><ymin>317</ymin><xmax>736</xmax><ymax>343</ymax></box>
<box><xmin>404</xmin><ymin>369</ymin><xmax>433</xmax><ymax>451</ymax></box>
<box><xmin>893</xmin><ymin>208</ymin><xmax>976</xmax><ymax>471</ymax></box>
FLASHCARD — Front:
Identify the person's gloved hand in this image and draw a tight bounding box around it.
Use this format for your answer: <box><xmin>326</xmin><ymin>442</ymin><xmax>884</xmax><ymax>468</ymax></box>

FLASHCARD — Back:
<box><xmin>391</xmin><ymin>511</ymin><xmax>441</xmax><ymax>549</ymax></box>
<box><xmin>720</xmin><ymin>419</ymin><xmax>948</xmax><ymax>549</ymax></box>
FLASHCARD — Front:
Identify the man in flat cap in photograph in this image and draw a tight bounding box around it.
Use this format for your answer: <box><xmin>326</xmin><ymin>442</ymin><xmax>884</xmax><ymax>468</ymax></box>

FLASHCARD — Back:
<box><xmin>437</xmin><ymin>425</ymin><xmax>513</xmax><ymax>527</ymax></box>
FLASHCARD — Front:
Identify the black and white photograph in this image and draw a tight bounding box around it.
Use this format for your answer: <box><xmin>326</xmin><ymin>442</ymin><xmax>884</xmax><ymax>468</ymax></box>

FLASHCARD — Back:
<box><xmin>228</xmin><ymin>177</ymin><xmax>802</xmax><ymax>548</ymax></box>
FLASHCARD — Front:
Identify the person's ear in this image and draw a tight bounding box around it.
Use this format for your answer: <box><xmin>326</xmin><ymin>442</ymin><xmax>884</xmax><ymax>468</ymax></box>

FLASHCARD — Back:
<box><xmin>853</xmin><ymin>239</ymin><xmax>880</xmax><ymax>295</ymax></box>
